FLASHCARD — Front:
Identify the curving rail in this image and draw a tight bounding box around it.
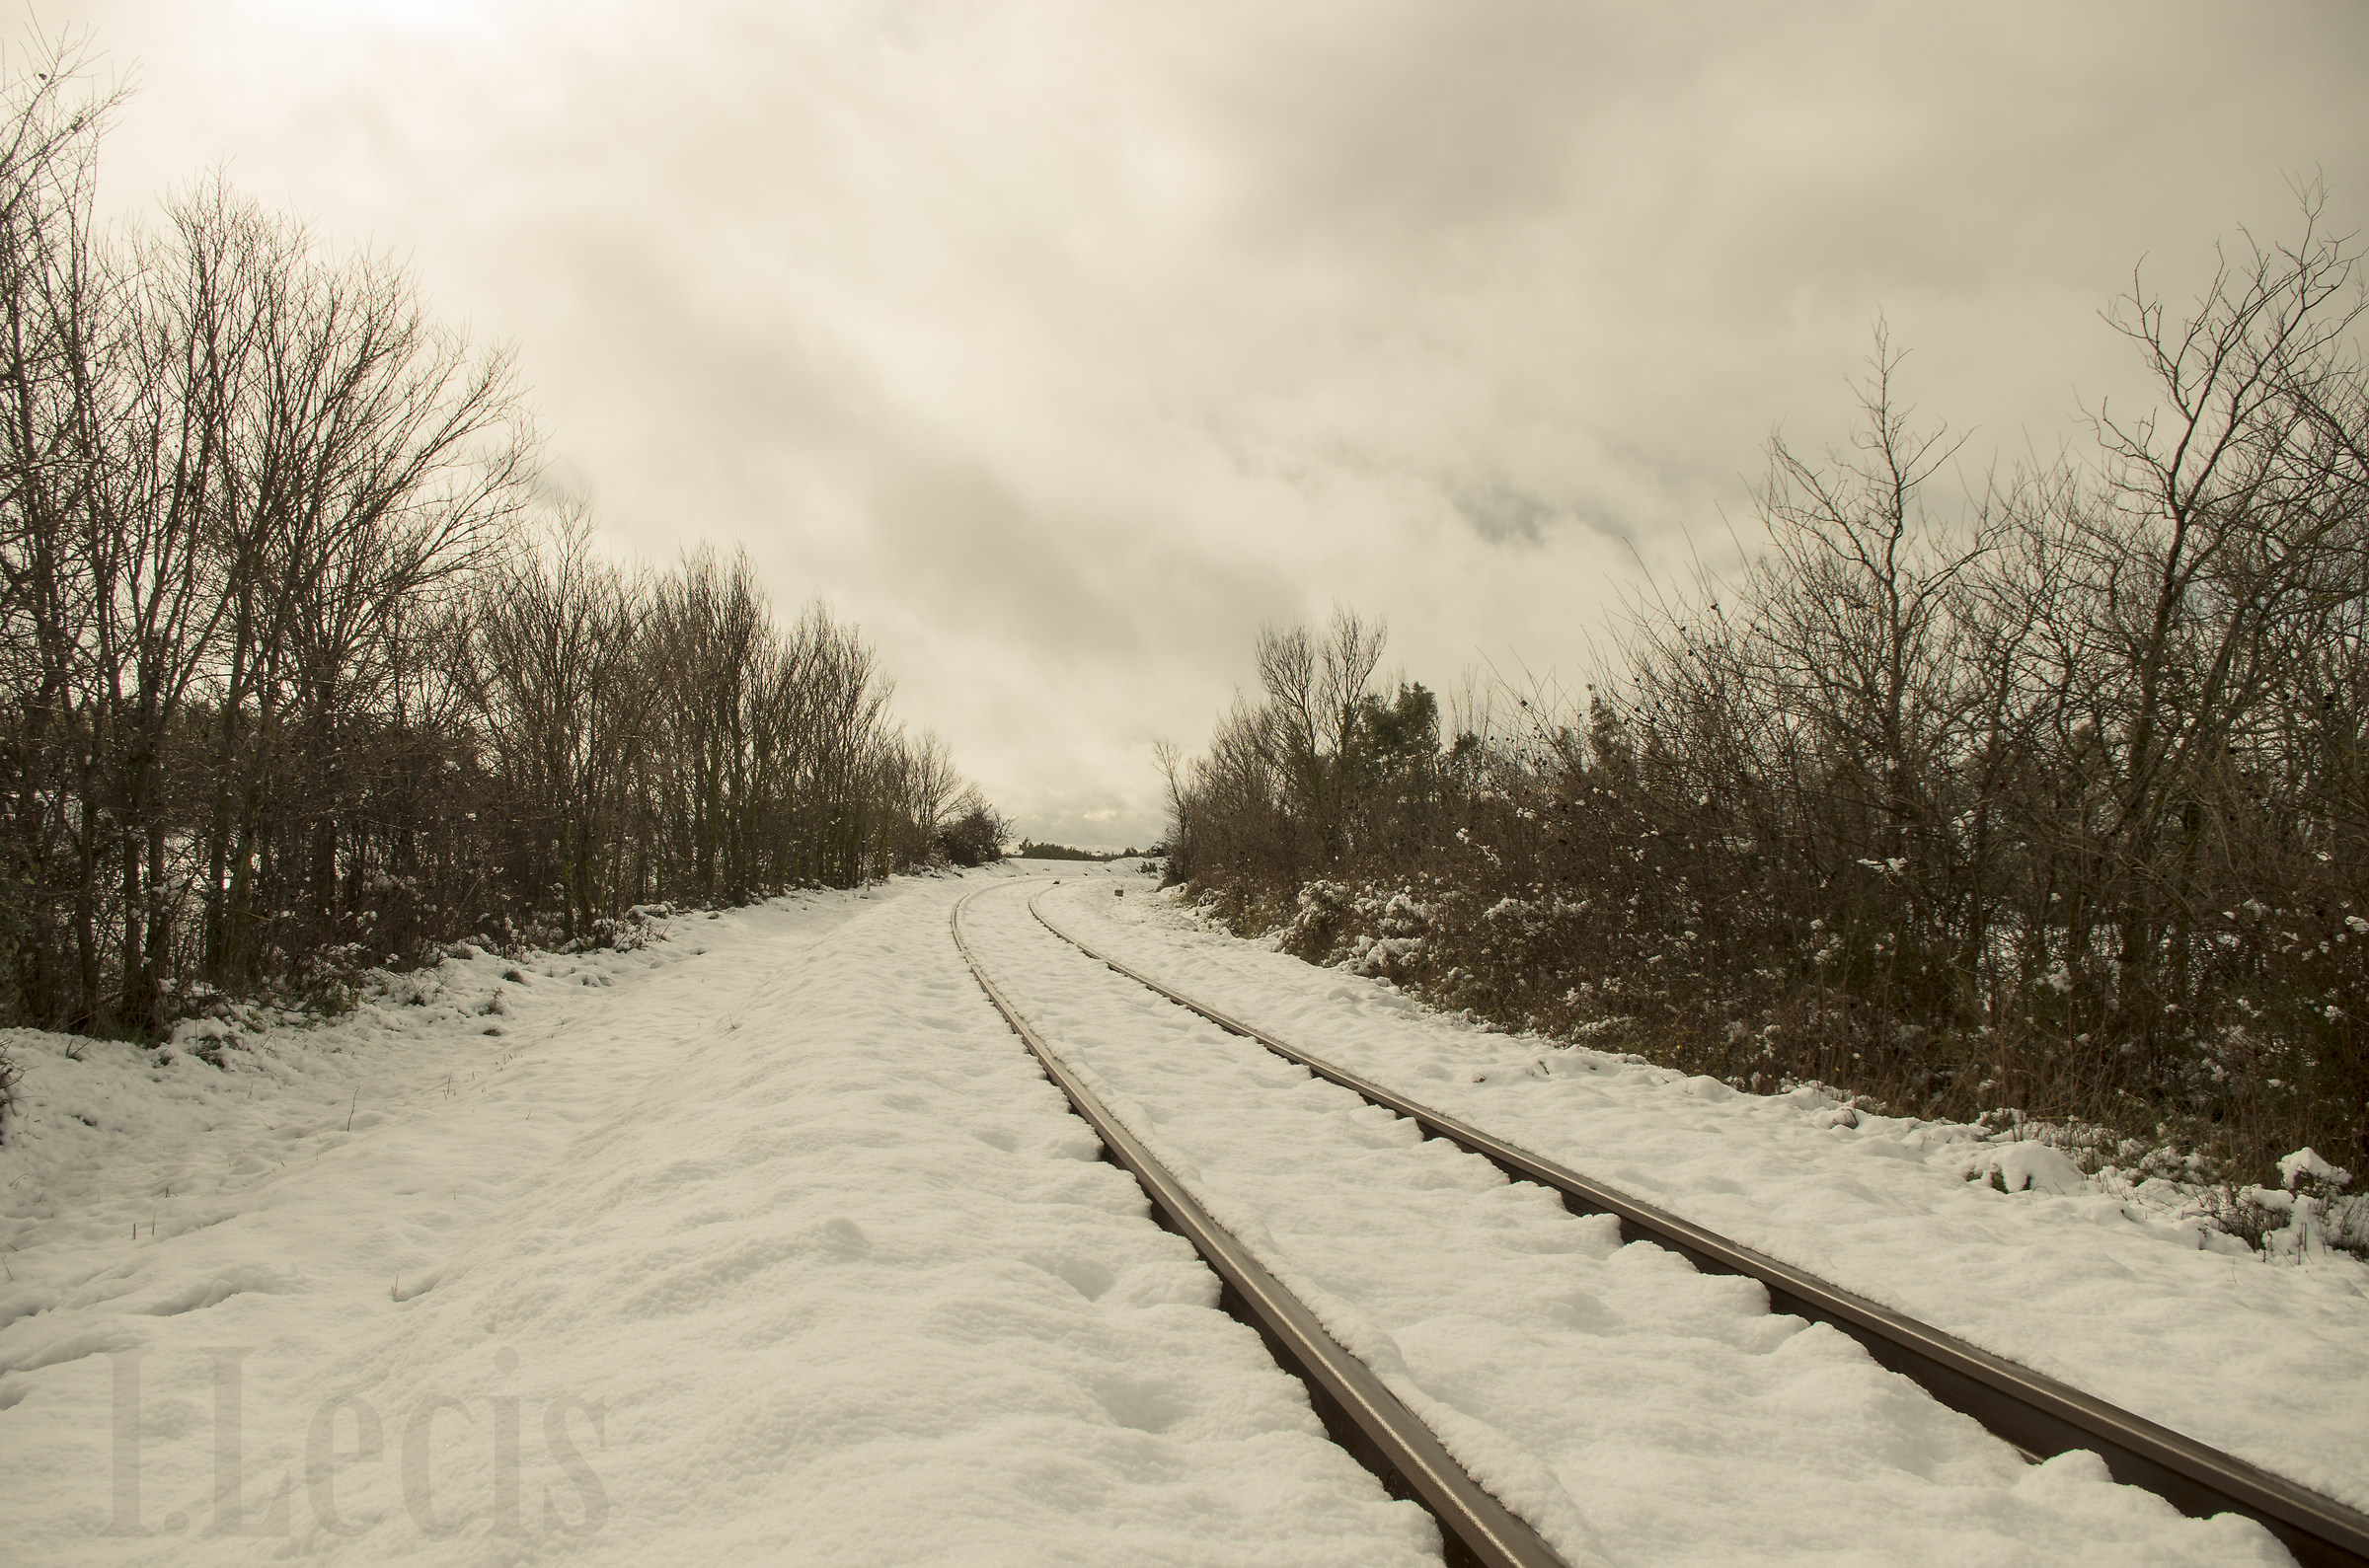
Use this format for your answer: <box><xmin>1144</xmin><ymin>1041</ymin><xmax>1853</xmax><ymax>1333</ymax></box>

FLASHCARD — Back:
<box><xmin>1025</xmin><ymin>884</ymin><xmax>2369</xmax><ymax>1568</ymax></box>
<box><xmin>952</xmin><ymin>885</ymin><xmax>1567</xmax><ymax>1568</ymax></box>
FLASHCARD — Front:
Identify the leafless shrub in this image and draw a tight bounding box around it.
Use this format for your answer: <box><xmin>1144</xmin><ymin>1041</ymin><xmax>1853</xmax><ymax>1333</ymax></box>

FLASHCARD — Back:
<box><xmin>1168</xmin><ymin>197</ymin><xmax>2368</xmax><ymax>1184</ymax></box>
<box><xmin>936</xmin><ymin>788</ymin><xmax>1011</xmax><ymax>866</ymax></box>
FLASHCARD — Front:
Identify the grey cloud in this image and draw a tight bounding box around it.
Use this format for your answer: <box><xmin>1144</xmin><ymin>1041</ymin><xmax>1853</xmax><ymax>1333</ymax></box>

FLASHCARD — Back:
<box><xmin>51</xmin><ymin>0</ymin><xmax>2369</xmax><ymax>847</ymax></box>
<box><xmin>1442</xmin><ymin>480</ymin><xmax>1572</xmax><ymax>551</ymax></box>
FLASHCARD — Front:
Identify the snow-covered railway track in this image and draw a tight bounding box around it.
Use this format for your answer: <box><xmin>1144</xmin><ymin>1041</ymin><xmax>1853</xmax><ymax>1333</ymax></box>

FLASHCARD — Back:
<box><xmin>953</xmin><ymin>884</ymin><xmax>1566</xmax><ymax>1568</ymax></box>
<box><xmin>1020</xmin><ymin>886</ymin><xmax>2369</xmax><ymax>1568</ymax></box>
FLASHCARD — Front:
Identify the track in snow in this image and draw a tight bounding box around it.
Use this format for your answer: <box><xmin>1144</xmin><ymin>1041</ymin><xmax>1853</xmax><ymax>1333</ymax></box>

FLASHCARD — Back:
<box><xmin>953</xmin><ymin>878</ymin><xmax>2369</xmax><ymax>1568</ymax></box>
<box><xmin>954</xmin><ymin>884</ymin><xmax>1559</xmax><ymax>1568</ymax></box>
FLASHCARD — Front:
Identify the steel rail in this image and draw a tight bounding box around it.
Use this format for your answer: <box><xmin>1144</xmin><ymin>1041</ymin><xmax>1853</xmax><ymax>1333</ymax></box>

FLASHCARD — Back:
<box><xmin>952</xmin><ymin>886</ymin><xmax>1569</xmax><ymax>1568</ymax></box>
<box><xmin>1030</xmin><ymin>888</ymin><xmax>2369</xmax><ymax>1568</ymax></box>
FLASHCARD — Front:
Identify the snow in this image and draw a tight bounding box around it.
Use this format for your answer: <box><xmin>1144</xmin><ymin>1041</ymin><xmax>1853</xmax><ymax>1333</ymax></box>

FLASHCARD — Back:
<box><xmin>1065</xmin><ymin>877</ymin><xmax>2369</xmax><ymax>1523</ymax></box>
<box><xmin>1965</xmin><ymin>1141</ymin><xmax>2089</xmax><ymax>1196</ymax></box>
<box><xmin>0</xmin><ymin>869</ymin><xmax>1435</xmax><ymax>1565</ymax></box>
<box><xmin>979</xmin><ymin>881</ymin><xmax>2290</xmax><ymax>1565</ymax></box>
<box><xmin>2279</xmin><ymin>1148</ymin><xmax>2352</xmax><ymax>1191</ymax></box>
<box><xmin>0</xmin><ymin>857</ymin><xmax>2340</xmax><ymax>1563</ymax></box>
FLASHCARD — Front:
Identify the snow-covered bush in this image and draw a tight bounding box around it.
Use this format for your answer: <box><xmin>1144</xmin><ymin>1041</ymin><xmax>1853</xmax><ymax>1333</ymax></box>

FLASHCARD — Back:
<box><xmin>2242</xmin><ymin>1150</ymin><xmax>2367</xmax><ymax>1261</ymax></box>
<box><xmin>0</xmin><ymin>1032</ymin><xmax>18</xmax><ymax>1142</ymax></box>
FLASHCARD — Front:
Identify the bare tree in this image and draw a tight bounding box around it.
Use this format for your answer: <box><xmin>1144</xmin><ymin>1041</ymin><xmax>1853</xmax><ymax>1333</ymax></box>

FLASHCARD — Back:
<box><xmin>1164</xmin><ymin>203</ymin><xmax>2369</xmax><ymax>1185</ymax></box>
<box><xmin>0</xmin><ymin>34</ymin><xmax>1004</xmax><ymax>1124</ymax></box>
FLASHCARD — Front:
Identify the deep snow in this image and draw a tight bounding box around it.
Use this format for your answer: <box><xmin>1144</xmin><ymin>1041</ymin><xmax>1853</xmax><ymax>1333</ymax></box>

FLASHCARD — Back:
<box><xmin>1051</xmin><ymin>875</ymin><xmax>2369</xmax><ymax>1521</ymax></box>
<box><xmin>0</xmin><ymin>859</ymin><xmax>2345</xmax><ymax>1564</ymax></box>
<box><xmin>0</xmin><ymin>866</ymin><xmax>1435</xmax><ymax>1565</ymax></box>
<box><xmin>980</xmin><ymin>880</ymin><xmax>2288</xmax><ymax>1566</ymax></box>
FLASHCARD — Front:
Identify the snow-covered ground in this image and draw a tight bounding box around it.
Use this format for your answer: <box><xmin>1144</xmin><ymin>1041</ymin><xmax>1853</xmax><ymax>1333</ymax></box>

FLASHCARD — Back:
<box><xmin>0</xmin><ymin>859</ymin><xmax>2343</xmax><ymax>1564</ymax></box>
<box><xmin>1047</xmin><ymin>875</ymin><xmax>2369</xmax><ymax>1522</ymax></box>
<box><xmin>976</xmin><ymin>879</ymin><xmax>2290</xmax><ymax>1566</ymax></box>
<box><xmin>0</xmin><ymin>866</ymin><xmax>1436</xmax><ymax>1565</ymax></box>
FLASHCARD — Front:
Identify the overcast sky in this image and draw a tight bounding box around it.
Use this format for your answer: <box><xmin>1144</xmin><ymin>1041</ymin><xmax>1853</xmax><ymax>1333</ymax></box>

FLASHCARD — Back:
<box><xmin>44</xmin><ymin>0</ymin><xmax>2369</xmax><ymax>847</ymax></box>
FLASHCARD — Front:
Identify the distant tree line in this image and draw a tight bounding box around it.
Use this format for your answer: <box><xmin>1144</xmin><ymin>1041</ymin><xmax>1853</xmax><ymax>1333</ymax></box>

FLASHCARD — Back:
<box><xmin>1013</xmin><ymin>839</ymin><xmax>1149</xmax><ymax>862</ymax></box>
<box><xmin>0</xmin><ymin>42</ymin><xmax>998</xmax><ymax>1084</ymax></box>
<box><xmin>1164</xmin><ymin>201</ymin><xmax>2369</xmax><ymax>1187</ymax></box>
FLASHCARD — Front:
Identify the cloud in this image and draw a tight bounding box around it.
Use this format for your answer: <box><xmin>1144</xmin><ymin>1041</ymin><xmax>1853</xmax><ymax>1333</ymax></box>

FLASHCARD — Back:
<box><xmin>50</xmin><ymin>0</ymin><xmax>2369</xmax><ymax>847</ymax></box>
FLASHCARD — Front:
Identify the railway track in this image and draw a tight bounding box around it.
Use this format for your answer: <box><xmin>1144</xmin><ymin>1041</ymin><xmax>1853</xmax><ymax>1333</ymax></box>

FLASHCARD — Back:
<box><xmin>954</xmin><ymin>878</ymin><xmax>2369</xmax><ymax>1568</ymax></box>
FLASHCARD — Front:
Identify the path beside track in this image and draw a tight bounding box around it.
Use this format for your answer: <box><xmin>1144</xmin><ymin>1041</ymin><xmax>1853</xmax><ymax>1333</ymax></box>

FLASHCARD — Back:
<box><xmin>0</xmin><ymin>871</ymin><xmax>1438</xmax><ymax>1565</ymax></box>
